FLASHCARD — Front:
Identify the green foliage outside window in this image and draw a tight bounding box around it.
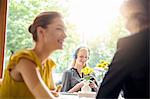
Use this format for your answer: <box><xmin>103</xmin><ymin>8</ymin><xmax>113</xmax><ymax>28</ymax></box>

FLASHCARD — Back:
<box><xmin>5</xmin><ymin>0</ymin><xmax>128</xmax><ymax>74</ymax></box>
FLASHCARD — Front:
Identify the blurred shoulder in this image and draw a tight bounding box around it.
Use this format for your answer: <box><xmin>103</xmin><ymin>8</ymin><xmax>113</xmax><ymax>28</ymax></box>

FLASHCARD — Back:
<box><xmin>118</xmin><ymin>29</ymin><xmax>148</xmax><ymax>44</ymax></box>
<box><xmin>63</xmin><ymin>68</ymin><xmax>72</xmax><ymax>74</ymax></box>
<box><xmin>124</xmin><ymin>29</ymin><xmax>148</xmax><ymax>38</ymax></box>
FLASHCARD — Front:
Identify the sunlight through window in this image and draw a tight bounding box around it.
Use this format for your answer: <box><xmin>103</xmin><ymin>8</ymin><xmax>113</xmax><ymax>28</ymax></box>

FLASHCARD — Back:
<box><xmin>67</xmin><ymin>0</ymin><xmax>124</xmax><ymax>44</ymax></box>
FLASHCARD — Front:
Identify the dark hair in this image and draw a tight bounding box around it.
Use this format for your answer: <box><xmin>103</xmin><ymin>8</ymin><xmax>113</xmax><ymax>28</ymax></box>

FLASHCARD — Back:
<box><xmin>28</xmin><ymin>11</ymin><xmax>62</xmax><ymax>41</ymax></box>
<box><xmin>74</xmin><ymin>47</ymin><xmax>90</xmax><ymax>59</ymax></box>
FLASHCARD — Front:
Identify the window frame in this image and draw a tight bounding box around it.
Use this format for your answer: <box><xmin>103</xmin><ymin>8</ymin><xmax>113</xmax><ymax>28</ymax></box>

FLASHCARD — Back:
<box><xmin>0</xmin><ymin>0</ymin><xmax>7</xmax><ymax>78</ymax></box>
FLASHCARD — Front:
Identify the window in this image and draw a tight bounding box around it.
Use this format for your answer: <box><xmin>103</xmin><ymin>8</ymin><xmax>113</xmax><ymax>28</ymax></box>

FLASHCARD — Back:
<box><xmin>3</xmin><ymin>0</ymin><xmax>127</xmax><ymax>82</ymax></box>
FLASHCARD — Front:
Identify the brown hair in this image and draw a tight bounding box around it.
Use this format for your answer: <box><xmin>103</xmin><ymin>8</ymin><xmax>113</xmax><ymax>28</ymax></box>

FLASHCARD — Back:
<box><xmin>127</xmin><ymin>13</ymin><xmax>148</xmax><ymax>32</ymax></box>
<box><xmin>120</xmin><ymin>0</ymin><xmax>148</xmax><ymax>33</ymax></box>
<box><xmin>28</xmin><ymin>11</ymin><xmax>62</xmax><ymax>41</ymax></box>
<box><xmin>120</xmin><ymin>0</ymin><xmax>147</xmax><ymax>18</ymax></box>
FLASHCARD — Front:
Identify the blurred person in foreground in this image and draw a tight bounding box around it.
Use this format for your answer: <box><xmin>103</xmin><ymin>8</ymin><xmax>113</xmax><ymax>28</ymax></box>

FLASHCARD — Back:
<box><xmin>96</xmin><ymin>0</ymin><xmax>149</xmax><ymax>98</ymax></box>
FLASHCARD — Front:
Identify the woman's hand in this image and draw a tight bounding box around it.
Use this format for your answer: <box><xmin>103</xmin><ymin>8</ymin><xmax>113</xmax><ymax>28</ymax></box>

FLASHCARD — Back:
<box><xmin>76</xmin><ymin>81</ymin><xmax>84</xmax><ymax>88</ymax></box>
<box><xmin>51</xmin><ymin>84</ymin><xmax>62</xmax><ymax>97</ymax></box>
<box><xmin>51</xmin><ymin>90</ymin><xmax>59</xmax><ymax>97</ymax></box>
<box><xmin>89</xmin><ymin>81</ymin><xmax>98</xmax><ymax>91</ymax></box>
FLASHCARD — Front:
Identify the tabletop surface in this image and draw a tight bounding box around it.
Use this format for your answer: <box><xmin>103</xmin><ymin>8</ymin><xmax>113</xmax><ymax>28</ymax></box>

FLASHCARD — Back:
<box><xmin>59</xmin><ymin>92</ymin><xmax>96</xmax><ymax>99</ymax></box>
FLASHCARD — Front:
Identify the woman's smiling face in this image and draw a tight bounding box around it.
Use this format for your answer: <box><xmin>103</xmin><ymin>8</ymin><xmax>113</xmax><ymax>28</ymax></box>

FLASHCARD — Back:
<box><xmin>76</xmin><ymin>48</ymin><xmax>89</xmax><ymax>67</ymax></box>
<box><xmin>43</xmin><ymin>17</ymin><xmax>67</xmax><ymax>50</ymax></box>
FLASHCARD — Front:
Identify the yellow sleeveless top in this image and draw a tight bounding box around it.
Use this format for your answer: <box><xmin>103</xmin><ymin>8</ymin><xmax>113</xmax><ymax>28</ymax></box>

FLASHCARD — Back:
<box><xmin>0</xmin><ymin>49</ymin><xmax>56</xmax><ymax>99</ymax></box>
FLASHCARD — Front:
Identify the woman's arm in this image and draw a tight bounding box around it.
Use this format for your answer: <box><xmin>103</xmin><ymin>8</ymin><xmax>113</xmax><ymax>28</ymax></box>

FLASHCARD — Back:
<box><xmin>68</xmin><ymin>81</ymin><xmax>84</xmax><ymax>93</ymax></box>
<box><xmin>61</xmin><ymin>70</ymin><xmax>84</xmax><ymax>93</ymax></box>
<box><xmin>15</xmin><ymin>58</ymin><xmax>56</xmax><ymax>99</ymax></box>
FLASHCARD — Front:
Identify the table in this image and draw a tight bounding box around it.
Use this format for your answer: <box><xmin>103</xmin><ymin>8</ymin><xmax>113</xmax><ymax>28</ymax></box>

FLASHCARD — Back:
<box><xmin>59</xmin><ymin>92</ymin><xmax>96</xmax><ymax>99</ymax></box>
